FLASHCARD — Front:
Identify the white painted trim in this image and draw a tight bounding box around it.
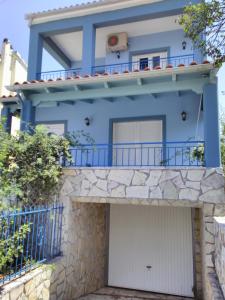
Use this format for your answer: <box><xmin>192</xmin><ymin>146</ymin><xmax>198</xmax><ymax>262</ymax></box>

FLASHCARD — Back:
<box><xmin>26</xmin><ymin>0</ymin><xmax>163</xmax><ymax>26</ymax></box>
<box><xmin>6</xmin><ymin>64</ymin><xmax>214</xmax><ymax>93</ymax></box>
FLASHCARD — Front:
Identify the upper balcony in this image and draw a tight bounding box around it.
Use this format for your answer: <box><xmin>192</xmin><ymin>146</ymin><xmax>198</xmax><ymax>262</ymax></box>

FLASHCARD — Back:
<box><xmin>1</xmin><ymin>0</ymin><xmax>220</xmax><ymax>171</ymax></box>
<box><xmin>37</xmin><ymin>54</ymin><xmax>208</xmax><ymax>81</ymax></box>
<box><xmin>26</xmin><ymin>0</ymin><xmax>203</xmax><ymax>81</ymax></box>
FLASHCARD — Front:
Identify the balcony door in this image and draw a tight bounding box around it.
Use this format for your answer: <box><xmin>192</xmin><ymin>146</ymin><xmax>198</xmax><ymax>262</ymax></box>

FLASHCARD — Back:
<box><xmin>132</xmin><ymin>51</ymin><xmax>167</xmax><ymax>70</ymax></box>
<box><xmin>112</xmin><ymin>118</ymin><xmax>163</xmax><ymax>166</ymax></box>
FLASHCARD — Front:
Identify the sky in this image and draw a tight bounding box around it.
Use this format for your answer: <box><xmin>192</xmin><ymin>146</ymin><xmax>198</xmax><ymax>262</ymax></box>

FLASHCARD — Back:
<box><xmin>0</xmin><ymin>0</ymin><xmax>224</xmax><ymax>110</ymax></box>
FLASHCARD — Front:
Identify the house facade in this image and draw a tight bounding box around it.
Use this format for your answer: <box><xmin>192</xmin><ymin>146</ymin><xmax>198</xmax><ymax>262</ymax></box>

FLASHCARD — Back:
<box><xmin>1</xmin><ymin>0</ymin><xmax>225</xmax><ymax>299</ymax></box>
<box><xmin>0</xmin><ymin>38</ymin><xmax>27</xmax><ymax>134</ymax></box>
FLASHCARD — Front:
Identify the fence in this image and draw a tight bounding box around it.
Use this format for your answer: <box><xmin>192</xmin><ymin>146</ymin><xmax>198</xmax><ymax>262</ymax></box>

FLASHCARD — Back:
<box><xmin>37</xmin><ymin>54</ymin><xmax>197</xmax><ymax>80</ymax></box>
<box><xmin>65</xmin><ymin>141</ymin><xmax>205</xmax><ymax>168</ymax></box>
<box><xmin>0</xmin><ymin>205</ymin><xmax>63</xmax><ymax>286</ymax></box>
<box><xmin>92</xmin><ymin>54</ymin><xmax>196</xmax><ymax>75</ymax></box>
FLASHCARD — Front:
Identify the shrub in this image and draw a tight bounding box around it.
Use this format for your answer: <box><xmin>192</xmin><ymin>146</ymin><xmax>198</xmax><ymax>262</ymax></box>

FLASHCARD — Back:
<box><xmin>0</xmin><ymin>124</ymin><xmax>72</xmax><ymax>206</ymax></box>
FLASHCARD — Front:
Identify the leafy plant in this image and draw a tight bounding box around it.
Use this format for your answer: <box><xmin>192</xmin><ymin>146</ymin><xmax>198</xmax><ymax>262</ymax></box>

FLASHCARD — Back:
<box><xmin>220</xmin><ymin>122</ymin><xmax>225</xmax><ymax>170</ymax></box>
<box><xmin>0</xmin><ymin>124</ymin><xmax>72</xmax><ymax>206</ymax></box>
<box><xmin>192</xmin><ymin>144</ymin><xmax>205</xmax><ymax>164</ymax></box>
<box><xmin>0</xmin><ymin>209</ymin><xmax>31</xmax><ymax>277</ymax></box>
<box><xmin>180</xmin><ymin>0</ymin><xmax>225</xmax><ymax>67</ymax></box>
<box><xmin>0</xmin><ymin>122</ymin><xmax>95</xmax><ymax>280</ymax></box>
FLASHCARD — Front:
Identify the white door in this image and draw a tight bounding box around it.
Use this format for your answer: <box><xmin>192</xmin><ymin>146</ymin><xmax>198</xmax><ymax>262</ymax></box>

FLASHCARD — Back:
<box><xmin>108</xmin><ymin>205</ymin><xmax>194</xmax><ymax>297</ymax></box>
<box><xmin>132</xmin><ymin>51</ymin><xmax>167</xmax><ymax>70</ymax></box>
<box><xmin>112</xmin><ymin>120</ymin><xmax>163</xmax><ymax>166</ymax></box>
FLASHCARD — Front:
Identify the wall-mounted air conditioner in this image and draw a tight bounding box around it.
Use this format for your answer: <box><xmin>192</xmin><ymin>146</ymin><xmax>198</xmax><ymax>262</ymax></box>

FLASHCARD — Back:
<box><xmin>106</xmin><ymin>32</ymin><xmax>128</xmax><ymax>52</ymax></box>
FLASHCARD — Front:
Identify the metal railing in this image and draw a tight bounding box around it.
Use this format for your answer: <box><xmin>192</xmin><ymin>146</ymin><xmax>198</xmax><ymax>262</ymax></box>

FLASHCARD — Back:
<box><xmin>0</xmin><ymin>205</ymin><xmax>63</xmax><ymax>286</ymax></box>
<box><xmin>37</xmin><ymin>54</ymin><xmax>198</xmax><ymax>80</ymax></box>
<box><xmin>92</xmin><ymin>54</ymin><xmax>196</xmax><ymax>75</ymax></box>
<box><xmin>64</xmin><ymin>141</ymin><xmax>205</xmax><ymax>168</ymax></box>
<box><xmin>37</xmin><ymin>68</ymin><xmax>82</xmax><ymax>81</ymax></box>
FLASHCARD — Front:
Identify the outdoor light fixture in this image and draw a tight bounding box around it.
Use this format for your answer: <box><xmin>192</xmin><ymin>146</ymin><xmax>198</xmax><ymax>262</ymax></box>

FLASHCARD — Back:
<box><xmin>116</xmin><ymin>51</ymin><xmax>121</xmax><ymax>59</ymax></box>
<box><xmin>182</xmin><ymin>41</ymin><xmax>187</xmax><ymax>50</ymax></box>
<box><xmin>181</xmin><ymin>111</ymin><xmax>187</xmax><ymax>121</ymax></box>
<box><xmin>84</xmin><ymin>117</ymin><xmax>90</xmax><ymax>126</ymax></box>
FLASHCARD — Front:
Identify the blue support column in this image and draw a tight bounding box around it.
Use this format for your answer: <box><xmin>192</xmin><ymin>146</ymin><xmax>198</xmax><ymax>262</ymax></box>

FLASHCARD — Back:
<box><xmin>20</xmin><ymin>100</ymin><xmax>35</xmax><ymax>132</ymax></box>
<box><xmin>203</xmin><ymin>83</ymin><xmax>221</xmax><ymax>167</ymax></box>
<box><xmin>27</xmin><ymin>30</ymin><xmax>43</xmax><ymax>81</ymax></box>
<box><xmin>82</xmin><ymin>22</ymin><xmax>96</xmax><ymax>75</ymax></box>
<box><xmin>1</xmin><ymin>105</ymin><xmax>12</xmax><ymax>133</ymax></box>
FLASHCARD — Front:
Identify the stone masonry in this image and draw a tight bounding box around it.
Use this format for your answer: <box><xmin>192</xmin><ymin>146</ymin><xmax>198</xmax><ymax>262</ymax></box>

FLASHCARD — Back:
<box><xmin>0</xmin><ymin>266</ymin><xmax>53</xmax><ymax>300</ymax></box>
<box><xmin>0</xmin><ymin>200</ymin><xmax>107</xmax><ymax>300</ymax></box>
<box><xmin>63</xmin><ymin>167</ymin><xmax>224</xmax><ymax>206</ymax></box>
<box><xmin>0</xmin><ymin>167</ymin><xmax>224</xmax><ymax>300</ymax></box>
<box><xmin>214</xmin><ymin>216</ymin><xmax>225</xmax><ymax>298</ymax></box>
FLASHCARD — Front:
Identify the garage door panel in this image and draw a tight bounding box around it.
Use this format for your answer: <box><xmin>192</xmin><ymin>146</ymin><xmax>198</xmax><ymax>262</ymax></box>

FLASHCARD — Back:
<box><xmin>108</xmin><ymin>205</ymin><xmax>194</xmax><ymax>297</ymax></box>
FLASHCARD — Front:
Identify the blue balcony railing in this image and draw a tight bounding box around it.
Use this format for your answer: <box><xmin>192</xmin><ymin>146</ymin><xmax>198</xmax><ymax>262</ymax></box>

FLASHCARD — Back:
<box><xmin>37</xmin><ymin>54</ymin><xmax>199</xmax><ymax>81</ymax></box>
<box><xmin>0</xmin><ymin>205</ymin><xmax>63</xmax><ymax>286</ymax></box>
<box><xmin>37</xmin><ymin>68</ymin><xmax>82</xmax><ymax>81</ymax></box>
<box><xmin>65</xmin><ymin>141</ymin><xmax>205</xmax><ymax>168</ymax></box>
<box><xmin>92</xmin><ymin>54</ymin><xmax>196</xmax><ymax>75</ymax></box>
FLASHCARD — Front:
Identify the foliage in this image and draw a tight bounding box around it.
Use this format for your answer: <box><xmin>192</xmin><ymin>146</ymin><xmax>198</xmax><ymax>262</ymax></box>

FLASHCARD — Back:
<box><xmin>0</xmin><ymin>124</ymin><xmax>72</xmax><ymax>206</ymax></box>
<box><xmin>0</xmin><ymin>210</ymin><xmax>30</xmax><ymax>275</ymax></box>
<box><xmin>0</xmin><ymin>122</ymin><xmax>94</xmax><ymax>280</ymax></box>
<box><xmin>221</xmin><ymin>122</ymin><xmax>225</xmax><ymax>169</ymax></box>
<box><xmin>65</xmin><ymin>130</ymin><xmax>95</xmax><ymax>147</ymax></box>
<box><xmin>192</xmin><ymin>144</ymin><xmax>205</xmax><ymax>164</ymax></box>
<box><xmin>180</xmin><ymin>0</ymin><xmax>225</xmax><ymax>66</ymax></box>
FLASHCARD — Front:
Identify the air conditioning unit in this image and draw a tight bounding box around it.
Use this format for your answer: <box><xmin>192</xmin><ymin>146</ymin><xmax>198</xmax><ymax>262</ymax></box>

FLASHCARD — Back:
<box><xmin>106</xmin><ymin>32</ymin><xmax>128</xmax><ymax>53</ymax></box>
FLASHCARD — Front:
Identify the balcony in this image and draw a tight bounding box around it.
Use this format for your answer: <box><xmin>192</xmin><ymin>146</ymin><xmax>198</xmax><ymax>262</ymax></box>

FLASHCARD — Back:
<box><xmin>64</xmin><ymin>141</ymin><xmax>205</xmax><ymax>168</ymax></box>
<box><xmin>37</xmin><ymin>54</ymin><xmax>207</xmax><ymax>81</ymax></box>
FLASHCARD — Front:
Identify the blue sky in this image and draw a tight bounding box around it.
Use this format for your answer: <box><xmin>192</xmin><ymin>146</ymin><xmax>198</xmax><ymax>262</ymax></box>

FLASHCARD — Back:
<box><xmin>0</xmin><ymin>0</ymin><xmax>224</xmax><ymax>111</ymax></box>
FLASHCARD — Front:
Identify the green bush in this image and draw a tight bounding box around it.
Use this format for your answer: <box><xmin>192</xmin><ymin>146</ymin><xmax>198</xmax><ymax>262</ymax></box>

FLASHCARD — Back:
<box><xmin>0</xmin><ymin>123</ymin><xmax>71</xmax><ymax>206</ymax></box>
<box><xmin>0</xmin><ymin>211</ymin><xmax>31</xmax><ymax>276</ymax></box>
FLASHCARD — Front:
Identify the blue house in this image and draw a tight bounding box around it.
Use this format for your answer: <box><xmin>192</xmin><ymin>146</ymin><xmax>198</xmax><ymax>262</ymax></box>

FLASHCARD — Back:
<box><xmin>1</xmin><ymin>1</ymin><xmax>224</xmax><ymax>299</ymax></box>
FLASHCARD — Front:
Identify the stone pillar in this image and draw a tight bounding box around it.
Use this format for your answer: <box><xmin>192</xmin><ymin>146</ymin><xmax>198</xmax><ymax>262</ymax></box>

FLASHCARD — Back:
<box><xmin>27</xmin><ymin>30</ymin><xmax>43</xmax><ymax>81</ymax></box>
<box><xmin>1</xmin><ymin>105</ymin><xmax>12</xmax><ymax>133</ymax></box>
<box><xmin>193</xmin><ymin>208</ymin><xmax>203</xmax><ymax>299</ymax></box>
<box><xmin>201</xmin><ymin>203</ymin><xmax>225</xmax><ymax>299</ymax></box>
<box><xmin>82</xmin><ymin>22</ymin><xmax>96</xmax><ymax>75</ymax></box>
<box><xmin>203</xmin><ymin>83</ymin><xmax>221</xmax><ymax>167</ymax></box>
<box><xmin>20</xmin><ymin>100</ymin><xmax>35</xmax><ymax>132</ymax></box>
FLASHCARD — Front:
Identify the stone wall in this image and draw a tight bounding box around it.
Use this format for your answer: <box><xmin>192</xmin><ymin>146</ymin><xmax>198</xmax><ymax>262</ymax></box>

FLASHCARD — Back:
<box><xmin>204</xmin><ymin>267</ymin><xmax>224</xmax><ymax>300</ymax></box>
<box><xmin>50</xmin><ymin>198</ymin><xmax>107</xmax><ymax>300</ymax></box>
<box><xmin>63</xmin><ymin>167</ymin><xmax>224</xmax><ymax>206</ymax></box>
<box><xmin>201</xmin><ymin>205</ymin><xmax>225</xmax><ymax>300</ymax></box>
<box><xmin>215</xmin><ymin>217</ymin><xmax>225</xmax><ymax>298</ymax></box>
<box><xmin>0</xmin><ymin>265</ymin><xmax>53</xmax><ymax>300</ymax></box>
<box><xmin>193</xmin><ymin>208</ymin><xmax>203</xmax><ymax>299</ymax></box>
<box><xmin>0</xmin><ymin>199</ymin><xmax>107</xmax><ymax>300</ymax></box>
<box><xmin>1</xmin><ymin>167</ymin><xmax>224</xmax><ymax>300</ymax></box>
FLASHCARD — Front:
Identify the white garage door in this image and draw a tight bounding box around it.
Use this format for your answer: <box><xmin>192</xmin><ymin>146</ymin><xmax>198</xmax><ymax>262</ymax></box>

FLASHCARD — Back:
<box><xmin>108</xmin><ymin>205</ymin><xmax>194</xmax><ymax>297</ymax></box>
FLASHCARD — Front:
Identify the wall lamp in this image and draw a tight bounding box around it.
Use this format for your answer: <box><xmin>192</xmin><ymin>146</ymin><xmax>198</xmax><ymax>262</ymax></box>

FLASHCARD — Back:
<box><xmin>84</xmin><ymin>117</ymin><xmax>91</xmax><ymax>126</ymax></box>
<box><xmin>182</xmin><ymin>40</ymin><xmax>187</xmax><ymax>50</ymax></box>
<box><xmin>181</xmin><ymin>111</ymin><xmax>187</xmax><ymax>121</ymax></box>
<box><xmin>116</xmin><ymin>51</ymin><xmax>121</xmax><ymax>59</ymax></box>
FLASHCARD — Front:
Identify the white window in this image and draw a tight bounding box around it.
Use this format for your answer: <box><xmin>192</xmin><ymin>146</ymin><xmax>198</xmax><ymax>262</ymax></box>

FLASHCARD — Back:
<box><xmin>132</xmin><ymin>51</ymin><xmax>167</xmax><ymax>70</ymax></box>
<box><xmin>38</xmin><ymin>122</ymin><xmax>65</xmax><ymax>136</ymax></box>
